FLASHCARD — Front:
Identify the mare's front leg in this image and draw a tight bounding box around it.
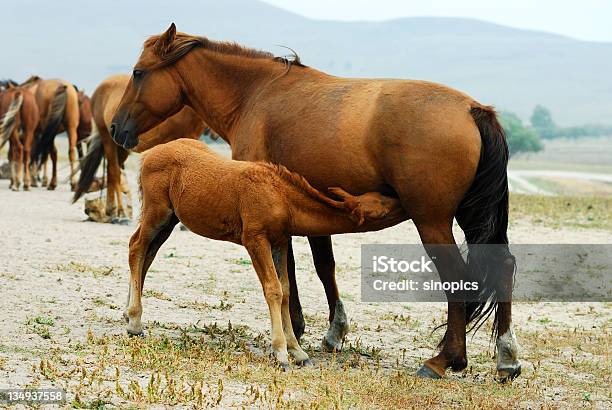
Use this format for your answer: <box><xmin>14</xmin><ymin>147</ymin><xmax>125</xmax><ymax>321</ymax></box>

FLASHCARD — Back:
<box><xmin>272</xmin><ymin>243</ymin><xmax>311</xmax><ymax>366</ymax></box>
<box><xmin>244</xmin><ymin>234</ymin><xmax>289</xmax><ymax>369</ymax></box>
<box><xmin>125</xmin><ymin>210</ymin><xmax>178</xmax><ymax>336</ymax></box>
<box><xmin>101</xmin><ymin>139</ymin><xmax>120</xmax><ymax>219</ymax></box>
<box><xmin>308</xmin><ymin>236</ymin><xmax>349</xmax><ymax>352</ymax></box>
<box><xmin>286</xmin><ymin>239</ymin><xmax>305</xmax><ymax>340</ymax></box>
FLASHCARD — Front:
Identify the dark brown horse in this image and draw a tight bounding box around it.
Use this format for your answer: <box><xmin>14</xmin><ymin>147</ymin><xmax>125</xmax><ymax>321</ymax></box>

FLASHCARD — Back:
<box><xmin>111</xmin><ymin>24</ymin><xmax>520</xmax><ymax>381</ymax></box>
<box><xmin>0</xmin><ymin>85</ymin><xmax>40</xmax><ymax>190</ymax></box>
<box><xmin>73</xmin><ymin>74</ymin><xmax>207</xmax><ymax>220</ymax></box>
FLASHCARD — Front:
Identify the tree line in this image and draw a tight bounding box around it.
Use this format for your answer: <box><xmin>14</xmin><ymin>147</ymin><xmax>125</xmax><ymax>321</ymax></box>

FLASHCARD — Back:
<box><xmin>501</xmin><ymin>105</ymin><xmax>612</xmax><ymax>157</ymax></box>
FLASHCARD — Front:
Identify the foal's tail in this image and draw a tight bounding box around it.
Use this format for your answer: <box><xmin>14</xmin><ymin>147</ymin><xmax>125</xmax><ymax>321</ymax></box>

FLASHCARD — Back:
<box><xmin>0</xmin><ymin>91</ymin><xmax>23</xmax><ymax>150</ymax></box>
<box><xmin>454</xmin><ymin>104</ymin><xmax>515</xmax><ymax>337</ymax></box>
<box><xmin>72</xmin><ymin>127</ymin><xmax>103</xmax><ymax>203</ymax></box>
<box><xmin>34</xmin><ymin>84</ymin><xmax>68</xmax><ymax>165</ymax></box>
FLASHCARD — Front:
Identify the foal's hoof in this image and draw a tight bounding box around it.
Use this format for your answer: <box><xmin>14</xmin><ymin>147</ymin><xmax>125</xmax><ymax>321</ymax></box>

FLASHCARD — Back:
<box><xmin>47</xmin><ymin>184</ymin><xmax>56</xmax><ymax>191</ymax></box>
<box><xmin>299</xmin><ymin>358</ymin><xmax>314</xmax><ymax>367</ymax></box>
<box><xmin>416</xmin><ymin>364</ymin><xmax>443</xmax><ymax>380</ymax></box>
<box><xmin>23</xmin><ymin>186</ymin><xmax>31</xmax><ymax>191</ymax></box>
<box><xmin>278</xmin><ymin>362</ymin><xmax>290</xmax><ymax>372</ymax></box>
<box><xmin>126</xmin><ymin>329</ymin><xmax>145</xmax><ymax>338</ymax></box>
<box><xmin>497</xmin><ymin>364</ymin><xmax>522</xmax><ymax>383</ymax></box>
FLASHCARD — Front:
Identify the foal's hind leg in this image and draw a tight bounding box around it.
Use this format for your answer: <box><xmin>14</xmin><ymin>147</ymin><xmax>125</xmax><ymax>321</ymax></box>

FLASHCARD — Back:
<box><xmin>244</xmin><ymin>235</ymin><xmax>289</xmax><ymax>369</ymax></box>
<box><xmin>272</xmin><ymin>244</ymin><xmax>311</xmax><ymax>366</ymax></box>
<box><xmin>125</xmin><ymin>209</ymin><xmax>178</xmax><ymax>336</ymax></box>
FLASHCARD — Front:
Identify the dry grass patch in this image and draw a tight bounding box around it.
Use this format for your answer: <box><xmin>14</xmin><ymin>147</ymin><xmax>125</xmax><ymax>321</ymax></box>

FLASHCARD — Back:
<box><xmin>510</xmin><ymin>194</ymin><xmax>612</xmax><ymax>230</ymax></box>
<box><xmin>26</xmin><ymin>322</ymin><xmax>603</xmax><ymax>409</ymax></box>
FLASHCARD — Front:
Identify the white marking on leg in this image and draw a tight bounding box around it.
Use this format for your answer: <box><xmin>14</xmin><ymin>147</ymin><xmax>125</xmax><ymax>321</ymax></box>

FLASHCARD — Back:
<box><xmin>496</xmin><ymin>326</ymin><xmax>520</xmax><ymax>372</ymax></box>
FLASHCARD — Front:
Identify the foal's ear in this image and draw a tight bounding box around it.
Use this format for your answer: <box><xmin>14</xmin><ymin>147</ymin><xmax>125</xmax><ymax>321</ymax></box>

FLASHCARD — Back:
<box><xmin>155</xmin><ymin>23</ymin><xmax>177</xmax><ymax>56</ymax></box>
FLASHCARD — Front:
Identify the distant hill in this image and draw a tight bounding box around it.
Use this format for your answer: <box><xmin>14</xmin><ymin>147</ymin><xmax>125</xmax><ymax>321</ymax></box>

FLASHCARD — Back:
<box><xmin>3</xmin><ymin>0</ymin><xmax>612</xmax><ymax>125</ymax></box>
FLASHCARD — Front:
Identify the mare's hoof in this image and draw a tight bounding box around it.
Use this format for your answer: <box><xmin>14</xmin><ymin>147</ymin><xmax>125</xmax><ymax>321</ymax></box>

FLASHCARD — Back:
<box><xmin>321</xmin><ymin>335</ymin><xmax>343</xmax><ymax>353</ymax></box>
<box><xmin>111</xmin><ymin>217</ymin><xmax>131</xmax><ymax>225</ymax></box>
<box><xmin>47</xmin><ymin>185</ymin><xmax>56</xmax><ymax>191</ymax></box>
<box><xmin>497</xmin><ymin>364</ymin><xmax>522</xmax><ymax>383</ymax></box>
<box><xmin>291</xmin><ymin>318</ymin><xmax>305</xmax><ymax>343</ymax></box>
<box><xmin>416</xmin><ymin>364</ymin><xmax>443</xmax><ymax>379</ymax></box>
<box><xmin>278</xmin><ymin>362</ymin><xmax>290</xmax><ymax>372</ymax></box>
<box><xmin>23</xmin><ymin>186</ymin><xmax>30</xmax><ymax>191</ymax></box>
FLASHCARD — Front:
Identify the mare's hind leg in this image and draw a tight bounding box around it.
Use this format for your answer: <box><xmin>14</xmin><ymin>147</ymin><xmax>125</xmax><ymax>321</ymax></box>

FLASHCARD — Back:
<box><xmin>41</xmin><ymin>158</ymin><xmax>48</xmax><ymax>187</ymax></box>
<box><xmin>415</xmin><ymin>221</ymin><xmax>469</xmax><ymax>379</ymax></box>
<box><xmin>125</xmin><ymin>209</ymin><xmax>178</xmax><ymax>336</ymax></box>
<box><xmin>244</xmin><ymin>234</ymin><xmax>289</xmax><ymax>369</ymax></box>
<box><xmin>495</xmin><ymin>257</ymin><xmax>521</xmax><ymax>382</ymax></box>
<box><xmin>47</xmin><ymin>144</ymin><xmax>58</xmax><ymax>190</ymax></box>
<box><xmin>308</xmin><ymin>236</ymin><xmax>349</xmax><ymax>352</ymax></box>
<box><xmin>9</xmin><ymin>135</ymin><xmax>24</xmax><ymax>191</ymax></box>
<box><xmin>272</xmin><ymin>244</ymin><xmax>311</xmax><ymax>365</ymax></box>
<box><xmin>22</xmin><ymin>129</ymin><xmax>34</xmax><ymax>191</ymax></box>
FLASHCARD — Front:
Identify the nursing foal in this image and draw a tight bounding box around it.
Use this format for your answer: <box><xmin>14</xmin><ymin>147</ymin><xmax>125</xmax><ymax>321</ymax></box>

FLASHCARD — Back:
<box><xmin>126</xmin><ymin>138</ymin><xmax>406</xmax><ymax>368</ymax></box>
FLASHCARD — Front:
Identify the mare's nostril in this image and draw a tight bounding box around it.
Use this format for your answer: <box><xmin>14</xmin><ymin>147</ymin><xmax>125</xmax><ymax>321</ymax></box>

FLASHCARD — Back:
<box><xmin>110</xmin><ymin>124</ymin><xmax>116</xmax><ymax>138</ymax></box>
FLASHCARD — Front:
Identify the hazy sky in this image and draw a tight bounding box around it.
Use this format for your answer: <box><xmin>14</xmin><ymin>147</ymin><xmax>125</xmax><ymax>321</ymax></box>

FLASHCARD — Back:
<box><xmin>262</xmin><ymin>0</ymin><xmax>612</xmax><ymax>42</ymax></box>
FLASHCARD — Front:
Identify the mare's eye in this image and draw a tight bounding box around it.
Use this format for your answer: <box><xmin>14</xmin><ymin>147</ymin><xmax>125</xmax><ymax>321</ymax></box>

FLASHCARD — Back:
<box><xmin>133</xmin><ymin>69</ymin><xmax>144</xmax><ymax>79</ymax></box>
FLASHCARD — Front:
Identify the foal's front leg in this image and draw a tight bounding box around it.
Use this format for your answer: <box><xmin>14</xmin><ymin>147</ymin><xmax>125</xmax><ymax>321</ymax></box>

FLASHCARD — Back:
<box><xmin>244</xmin><ymin>235</ymin><xmax>289</xmax><ymax>369</ymax></box>
<box><xmin>272</xmin><ymin>244</ymin><xmax>311</xmax><ymax>366</ymax></box>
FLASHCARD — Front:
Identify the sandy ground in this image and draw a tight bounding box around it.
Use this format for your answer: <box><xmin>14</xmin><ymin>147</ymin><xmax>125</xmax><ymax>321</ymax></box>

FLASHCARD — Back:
<box><xmin>0</xmin><ymin>152</ymin><xmax>611</xmax><ymax>408</ymax></box>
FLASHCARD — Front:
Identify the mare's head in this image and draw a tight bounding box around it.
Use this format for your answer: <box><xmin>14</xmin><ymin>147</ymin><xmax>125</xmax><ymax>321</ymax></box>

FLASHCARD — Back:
<box><xmin>111</xmin><ymin>23</ymin><xmax>194</xmax><ymax>149</ymax></box>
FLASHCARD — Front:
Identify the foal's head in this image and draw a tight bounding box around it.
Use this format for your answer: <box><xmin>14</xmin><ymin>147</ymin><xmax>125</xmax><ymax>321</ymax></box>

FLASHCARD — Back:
<box><xmin>111</xmin><ymin>23</ymin><xmax>191</xmax><ymax>149</ymax></box>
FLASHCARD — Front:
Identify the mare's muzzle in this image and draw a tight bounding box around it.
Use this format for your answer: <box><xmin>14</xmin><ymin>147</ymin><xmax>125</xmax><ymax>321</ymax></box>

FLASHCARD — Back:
<box><xmin>110</xmin><ymin>117</ymin><xmax>138</xmax><ymax>150</ymax></box>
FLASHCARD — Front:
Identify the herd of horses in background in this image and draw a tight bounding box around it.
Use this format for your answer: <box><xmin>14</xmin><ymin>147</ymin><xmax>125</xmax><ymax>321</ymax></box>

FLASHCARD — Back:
<box><xmin>0</xmin><ymin>23</ymin><xmax>522</xmax><ymax>382</ymax></box>
<box><xmin>0</xmin><ymin>75</ymin><xmax>213</xmax><ymax>218</ymax></box>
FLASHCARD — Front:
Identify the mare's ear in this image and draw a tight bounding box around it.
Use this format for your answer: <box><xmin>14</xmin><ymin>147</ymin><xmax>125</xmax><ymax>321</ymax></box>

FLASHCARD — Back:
<box><xmin>155</xmin><ymin>23</ymin><xmax>177</xmax><ymax>56</ymax></box>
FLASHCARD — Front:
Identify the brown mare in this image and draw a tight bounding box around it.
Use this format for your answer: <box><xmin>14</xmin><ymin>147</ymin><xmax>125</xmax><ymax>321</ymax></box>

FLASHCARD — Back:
<box><xmin>111</xmin><ymin>24</ymin><xmax>520</xmax><ymax>381</ymax></box>
<box><xmin>131</xmin><ymin>138</ymin><xmax>406</xmax><ymax>368</ymax></box>
<box><xmin>73</xmin><ymin>74</ymin><xmax>207</xmax><ymax>220</ymax></box>
<box><xmin>0</xmin><ymin>85</ymin><xmax>40</xmax><ymax>190</ymax></box>
<box><xmin>20</xmin><ymin>76</ymin><xmax>81</xmax><ymax>190</ymax></box>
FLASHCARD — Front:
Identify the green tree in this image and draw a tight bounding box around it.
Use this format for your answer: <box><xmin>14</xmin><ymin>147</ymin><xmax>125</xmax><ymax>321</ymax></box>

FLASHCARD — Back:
<box><xmin>500</xmin><ymin>111</ymin><xmax>543</xmax><ymax>157</ymax></box>
<box><xmin>530</xmin><ymin>105</ymin><xmax>557</xmax><ymax>138</ymax></box>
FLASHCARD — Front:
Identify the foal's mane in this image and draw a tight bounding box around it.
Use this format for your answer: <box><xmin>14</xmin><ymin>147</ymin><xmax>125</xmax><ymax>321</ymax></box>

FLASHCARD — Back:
<box><xmin>259</xmin><ymin>163</ymin><xmax>344</xmax><ymax>210</ymax></box>
<box><xmin>145</xmin><ymin>33</ymin><xmax>304</xmax><ymax>70</ymax></box>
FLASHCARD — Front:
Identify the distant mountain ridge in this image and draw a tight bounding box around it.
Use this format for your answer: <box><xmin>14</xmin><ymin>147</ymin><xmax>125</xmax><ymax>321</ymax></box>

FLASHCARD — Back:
<box><xmin>3</xmin><ymin>0</ymin><xmax>611</xmax><ymax>125</ymax></box>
